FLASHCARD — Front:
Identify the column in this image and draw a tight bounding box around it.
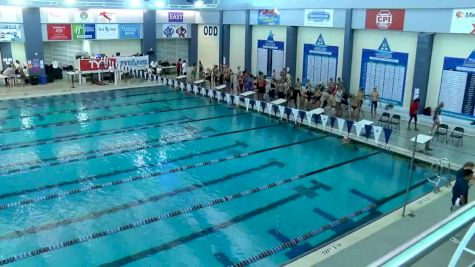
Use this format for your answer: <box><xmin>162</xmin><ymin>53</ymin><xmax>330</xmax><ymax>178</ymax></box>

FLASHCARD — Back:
<box><xmin>412</xmin><ymin>33</ymin><xmax>434</xmax><ymax>111</ymax></box>
<box><xmin>188</xmin><ymin>24</ymin><xmax>198</xmax><ymax>65</ymax></box>
<box><xmin>244</xmin><ymin>10</ymin><xmax>252</xmax><ymax>72</ymax></box>
<box><xmin>285</xmin><ymin>26</ymin><xmax>298</xmax><ymax>84</ymax></box>
<box><xmin>220</xmin><ymin>12</ymin><xmax>230</xmax><ymax>66</ymax></box>
<box><xmin>342</xmin><ymin>9</ymin><xmax>353</xmax><ymax>93</ymax></box>
<box><xmin>22</xmin><ymin>8</ymin><xmax>45</xmax><ymax>76</ymax></box>
<box><xmin>0</xmin><ymin>43</ymin><xmax>12</xmax><ymax>70</ymax></box>
<box><xmin>142</xmin><ymin>10</ymin><xmax>157</xmax><ymax>62</ymax></box>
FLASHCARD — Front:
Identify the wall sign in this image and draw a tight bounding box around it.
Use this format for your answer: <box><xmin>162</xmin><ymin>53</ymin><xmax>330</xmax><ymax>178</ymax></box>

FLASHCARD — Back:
<box><xmin>203</xmin><ymin>25</ymin><xmax>219</xmax><ymax>37</ymax></box>
<box><xmin>162</xmin><ymin>24</ymin><xmax>189</xmax><ymax>38</ymax></box>
<box><xmin>79</xmin><ymin>58</ymin><xmax>117</xmax><ymax>71</ymax></box>
<box><xmin>359</xmin><ymin>38</ymin><xmax>408</xmax><ymax>106</ymax></box>
<box><xmin>0</xmin><ymin>9</ymin><xmax>19</xmax><ymax>23</ymax></box>
<box><xmin>168</xmin><ymin>12</ymin><xmax>184</xmax><ymax>23</ymax></box>
<box><xmin>72</xmin><ymin>23</ymin><xmax>95</xmax><ymax>40</ymax></box>
<box><xmin>74</xmin><ymin>11</ymin><xmax>94</xmax><ymax>23</ymax></box>
<box><xmin>95</xmin><ymin>24</ymin><xmax>119</xmax><ymax>39</ymax></box>
<box><xmin>302</xmin><ymin>34</ymin><xmax>339</xmax><ymax>85</ymax></box>
<box><xmin>0</xmin><ymin>24</ymin><xmax>22</xmax><ymax>42</ymax></box>
<box><xmin>47</xmin><ymin>24</ymin><xmax>72</xmax><ymax>40</ymax></box>
<box><xmin>304</xmin><ymin>9</ymin><xmax>334</xmax><ymax>27</ymax></box>
<box><xmin>450</xmin><ymin>9</ymin><xmax>475</xmax><ymax>34</ymax></box>
<box><xmin>119</xmin><ymin>24</ymin><xmax>141</xmax><ymax>39</ymax></box>
<box><xmin>258</xmin><ymin>9</ymin><xmax>280</xmax><ymax>25</ymax></box>
<box><xmin>46</xmin><ymin>9</ymin><xmax>70</xmax><ymax>23</ymax></box>
<box><xmin>97</xmin><ymin>11</ymin><xmax>117</xmax><ymax>23</ymax></box>
<box><xmin>438</xmin><ymin>51</ymin><xmax>475</xmax><ymax>119</ymax></box>
<box><xmin>365</xmin><ymin>9</ymin><xmax>405</xmax><ymax>30</ymax></box>
<box><xmin>116</xmin><ymin>56</ymin><xmax>149</xmax><ymax>69</ymax></box>
<box><xmin>257</xmin><ymin>31</ymin><xmax>285</xmax><ymax>77</ymax></box>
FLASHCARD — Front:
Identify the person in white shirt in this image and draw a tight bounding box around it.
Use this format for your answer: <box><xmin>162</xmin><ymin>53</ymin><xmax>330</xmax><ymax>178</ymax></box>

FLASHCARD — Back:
<box><xmin>181</xmin><ymin>60</ymin><xmax>187</xmax><ymax>76</ymax></box>
<box><xmin>3</xmin><ymin>64</ymin><xmax>16</xmax><ymax>87</ymax></box>
<box><xmin>335</xmin><ymin>86</ymin><xmax>343</xmax><ymax>117</ymax></box>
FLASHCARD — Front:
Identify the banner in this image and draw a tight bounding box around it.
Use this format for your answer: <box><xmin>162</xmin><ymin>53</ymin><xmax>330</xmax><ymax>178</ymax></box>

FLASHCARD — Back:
<box><xmin>0</xmin><ymin>9</ymin><xmax>18</xmax><ymax>22</ymax></box>
<box><xmin>257</xmin><ymin>31</ymin><xmax>285</xmax><ymax>77</ymax></box>
<box><xmin>304</xmin><ymin>9</ymin><xmax>334</xmax><ymax>27</ymax></box>
<box><xmin>74</xmin><ymin>11</ymin><xmax>94</xmax><ymax>23</ymax></box>
<box><xmin>96</xmin><ymin>24</ymin><xmax>119</xmax><ymax>39</ymax></box>
<box><xmin>72</xmin><ymin>24</ymin><xmax>96</xmax><ymax>40</ymax></box>
<box><xmin>450</xmin><ymin>9</ymin><xmax>475</xmax><ymax>34</ymax></box>
<box><xmin>0</xmin><ymin>24</ymin><xmax>22</xmax><ymax>42</ymax></box>
<box><xmin>258</xmin><ymin>9</ymin><xmax>280</xmax><ymax>25</ymax></box>
<box><xmin>97</xmin><ymin>11</ymin><xmax>117</xmax><ymax>23</ymax></box>
<box><xmin>168</xmin><ymin>12</ymin><xmax>184</xmax><ymax>23</ymax></box>
<box><xmin>119</xmin><ymin>24</ymin><xmax>141</xmax><ymax>39</ymax></box>
<box><xmin>47</xmin><ymin>24</ymin><xmax>72</xmax><ymax>40</ymax></box>
<box><xmin>116</xmin><ymin>56</ymin><xmax>149</xmax><ymax>69</ymax></box>
<box><xmin>303</xmin><ymin>34</ymin><xmax>339</xmax><ymax>85</ymax></box>
<box><xmin>46</xmin><ymin>9</ymin><xmax>70</xmax><ymax>23</ymax></box>
<box><xmin>162</xmin><ymin>24</ymin><xmax>189</xmax><ymax>38</ymax></box>
<box><xmin>79</xmin><ymin>58</ymin><xmax>116</xmax><ymax>71</ymax></box>
<box><xmin>365</xmin><ymin>9</ymin><xmax>405</xmax><ymax>30</ymax></box>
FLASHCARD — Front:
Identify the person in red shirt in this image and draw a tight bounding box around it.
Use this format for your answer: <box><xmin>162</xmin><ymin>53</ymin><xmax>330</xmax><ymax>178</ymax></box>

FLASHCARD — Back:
<box><xmin>176</xmin><ymin>58</ymin><xmax>182</xmax><ymax>76</ymax></box>
<box><xmin>408</xmin><ymin>98</ymin><xmax>421</xmax><ymax>131</ymax></box>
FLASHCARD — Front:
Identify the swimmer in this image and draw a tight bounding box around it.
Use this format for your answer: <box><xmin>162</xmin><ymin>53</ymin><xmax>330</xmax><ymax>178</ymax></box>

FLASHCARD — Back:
<box><xmin>342</xmin><ymin>136</ymin><xmax>350</xmax><ymax>144</ymax></box>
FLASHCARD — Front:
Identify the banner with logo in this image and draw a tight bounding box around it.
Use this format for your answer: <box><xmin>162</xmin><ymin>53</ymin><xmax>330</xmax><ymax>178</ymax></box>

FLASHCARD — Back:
<box><xmin>304</xmin><ymin>9</ymin><xmax>334</xmax><ymax>27</ymax></box>
<box><xmin>258</xmin><ymin>9</ymin><xmax>280</xmax><ymax>25</ymax></box>
<box><xmin>168</xmin><ymin>11</ymin><xmax>184</xmax><ymax>23</ymax></box>
<box><xmin>96</xmin><ymin>24</ymin><xmax>119</xmax><ymax>39</ymax></box>
<box><xmin>47</xmin><ymin>24</ymin><xmax>72</xmax><ymax>40</ymax></box>
<box><xmin>0</xmin><ymin>9</ymin><xmax>19</xmax><ymax>22</ymax></box>
<box><xmin>450</xmin><ymin>9</ymin><xmax>475</xmax><ymax>34</ymax></box>
<box><xmin>0</xmin><ymin>24</ymin><xmax>22</xmax><ymax>42</ymax></box>
<box><xmin>162</xmin><ymin>24</ymin><xmax>189</xmax><ymax>38</ymax></box>
<box><xmin>79</xmin><ymin>58</ymin><xmax>117</xmax><ymax>71</ymax></box>
<box><xmin>257</xmin><ymin>31</ymin><xmax>285</xmax><ymax>77</ymax></box>
<box><xmin>72</xmin><ymin>23</ymin><xmax>95</xmax><ymax>40</ymax></box>
<box><xmin>365</xmin><ymin>9</ymin><xmax>405</xmax><ymax>30</ymax></box>
<box><xmin>202</xmin><ymin>25</ymin><xmax>219</xmax><ymax>38</ymax></box>
<box><xmin>116</xmin><ymin>56</ymin><xmax>149</xmax><ymax>69</ymax></box>
<box><xmin>119</xmin><ymin>24</ymin><xmax>141</xmax><ymax>39</ymax></box>
<box><xmin>97</xmin><ymin>11</ymin><xmax>117</xmax><ymax>23</ymax></box>
<box><xmin>302</xmin><ymin>34</ymin><xmax>339</xmax><ymax>85</ymax></box>
<box><xmin>74</xmin><ymin>11</ymin><xmax>94</xmax><ymax>23</ymax></box>
<box><xmin>46</xmin><ymin>9</ymin><xmax>70</xmax><ymax>23</ymax></box>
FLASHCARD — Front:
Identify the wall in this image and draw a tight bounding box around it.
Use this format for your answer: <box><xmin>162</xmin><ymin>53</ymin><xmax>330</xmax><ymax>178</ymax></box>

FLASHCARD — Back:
<box><xmin>251</xmin><ymin>25</ymin><xmax>287</xmax><ymax>75</ymax></box>
<box><xmin>426</xmin><ymin>33</ymin><xmax>475</xmax><ymax>110</ymax></box>
<box><xmin>350</xmin><ymin>29</ymin><xmax>418</xmax><ymax>110</ymax></box>
<box><xmin>11</xmin><ymin>42</ymin><xmax>26</xmax><ymax>64</ymax></box>
<box><xmin>229</xmin><ymin>25</ymin><xmax>245</xmax><ymax>71</ymax></box>
<box><xmin>91</xmin><ymin>40</ymin><xmax>142</xmax><ymax>57</ymax></box>
<box><xmin>296</xmin><ymin>27</ymin><xmax>345</xmax><ymax>82</ymax></box>
<box><xmin>197</xmin><ymin>24</ymin><xmax>220</xmax><ymax>69</ymax></box>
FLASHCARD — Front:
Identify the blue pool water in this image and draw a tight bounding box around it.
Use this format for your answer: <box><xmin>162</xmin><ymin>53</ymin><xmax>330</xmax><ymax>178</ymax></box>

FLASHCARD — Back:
<box><xmin>0</xmin><ymin>86</ymin><xmax>436</xmax><ymax>266</ymax></box>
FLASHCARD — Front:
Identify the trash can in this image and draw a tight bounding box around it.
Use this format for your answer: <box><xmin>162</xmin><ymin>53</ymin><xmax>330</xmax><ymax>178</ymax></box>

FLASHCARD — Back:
<box><xmin>39</xmin><ymin>75</ymin><xmax>48</xmax><ymax>85</ymax></box>
<box><xmin>30</xmin><ymin>75</ymin><xmax>39</xmax><ymax>85</ymax></box>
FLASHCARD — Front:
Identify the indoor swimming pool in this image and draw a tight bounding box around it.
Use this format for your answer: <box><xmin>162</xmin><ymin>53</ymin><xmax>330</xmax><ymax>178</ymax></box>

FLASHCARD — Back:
<box><xmin>0</xmin><ymin>86</ymin><xmax>436</xmax><ymax>266</ymax></box>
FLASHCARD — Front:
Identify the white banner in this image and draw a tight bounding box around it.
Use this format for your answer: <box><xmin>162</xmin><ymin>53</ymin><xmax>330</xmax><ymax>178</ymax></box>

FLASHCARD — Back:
<box><xmin>46</xmin><ymin>9</ymin><xmax>70</xmax><ymax>23</ymax></box>
<box><xmin>279</xmin><ymin>106</ymin><xmax>285</xmax><ymax>119</ymax></box>
<box><xmin>74</xmin><ymin>11</ymin><xmax>94</xmax><ymax>23</ymax></box>
<box><xmin>116</xmin><ymin>56</ymin><xmax>149</xmax><ymax>70</ymax></box>
<box><xmin>373</xmin><ymin>126</ymin><xmax>383</xmax><ymax>144</ymax></box>
<box><xmin>304</xmin><ymin>9</ymin><xmax>334</xmax><ymax>27</ymax></box>
<box><xmin>162</xmin><ymin>24</ymin><xmax>189</xmax><ymax>38</ymax></box>
<box><xmin>321</xmin><ymin>115</ymin><xmax>328</xmax><ymax>129</ymax></box>
<box><xmin>0</xmin><ymin>8</ymin><xmax>19</xmax><ymax>23</ymax></box>
<box><xmin>306</xmin><ymin>112</ymin><xmax>313</xmax><ymax>125</ymax></box>
<box><xmin>244</xmin><ymin>98</ymin><xmax>250</xmax><ymax>111</ymax></box>
<box><xmin>95</xmin><ymin>24</ymin><xmax>119</xmax><ymax>39</ymax></box>
<box><xmin>355</xmin><ymin>123</ymin><xmax>363</xmax><ymax>137</ymax></box>
<box><xmin>0</xmin><ymin>24</ymin><xmax>22</xmax><ymax>42</ymax></box>
<box><xmin>337</xmin><ymin>118</ymin><xmax>345</xmax><ymax>132</ymax></box>
<box><xmin>225</xmin><ymin>93</ymin><xmax>231</xmax><ymax>104</ymax></box>
<box><xmin>450</xmin><ymin>9</ymin><xmax>475</xmax><ymax>34</ymax></box>
<box><xmin>96</xmin><ymin>11</ymin><xmax>118</xmax><ymax>23</ymax></box>
<box><xmin>187</xmin><ymin>84</ymin><xmax>192</xmax><ymax>92</ymax></box>
<box><xmin>292</xmin><ymin>108</ymin><xmax>299</xmax><ymax>123</ymax></box>
<box><xmin>193</xmin><ymin>85</ymin><xmax>198</xmax><ymax>95</ymax></box>
<box><xmin>267</xmin><ymin>103</ymin><xmax>273</xmax><ymax>115</ymax></box>
<box><xmin>255</xmin><ymin>100</ymin><xmax>261</xmax><ymax>112</ymax></box>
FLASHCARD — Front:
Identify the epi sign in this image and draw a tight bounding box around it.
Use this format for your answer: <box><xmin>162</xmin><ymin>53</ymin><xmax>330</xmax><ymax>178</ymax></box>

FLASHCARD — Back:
<box><xmin>376</xmin><ymin>10</ymin><xmax>393</xmax><ymax>29</ymax></box>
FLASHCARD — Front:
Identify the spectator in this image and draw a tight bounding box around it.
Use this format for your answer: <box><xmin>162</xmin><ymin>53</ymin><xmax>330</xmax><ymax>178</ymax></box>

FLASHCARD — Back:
<box><xmin>456</xmin><ymin>162</ymin><xmax>474</xmax><ymax>179</ymax></box>
<box><xmin>181</xmin><ymin>60</ymin><xmax>187</xmax><ymax>76</ymax></box>
<box><xmin>430</xmin><ymin>102</ymin><xmax>444</xmax><ymax>135</ymax></box>
<box><xmin>198</xmin><ymin>61</ymin><xmax>203</xmax><ymax>78</ymax></box>
<box><xmin>449</xmin><ymin>169</ymin><xmax>474</xmax><ymax>243</ymax></box>
<box><xmin>176</xmin><ymin>58</ymin><xmax>182</xmax><ymax>76</ymax></box>
<box><xmin>2</xmin><ymin>64</ymin><xmax>16</xmax><ymax>87</ymax></box>
<box><xmin>335</xmin><ymin>86</ymin><xmax>343</xmax><ymax>117</ymax></box>
<box><xmin>408</xmin><ymin>98</ymin><xmax>421</xmax><ymax>131</ymax></box>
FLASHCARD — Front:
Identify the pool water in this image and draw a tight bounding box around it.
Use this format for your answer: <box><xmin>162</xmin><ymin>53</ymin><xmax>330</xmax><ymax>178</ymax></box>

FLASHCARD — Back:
<box><xmin>0</xmin><ymin>86</ymin><xmax>435</xmax><ymax>266</ymax></box>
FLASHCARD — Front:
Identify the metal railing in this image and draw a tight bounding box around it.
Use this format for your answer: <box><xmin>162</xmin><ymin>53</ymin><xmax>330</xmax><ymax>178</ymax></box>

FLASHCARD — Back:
<box><xmin>370</xmin><ymin>201</ymin><xmax>475</xmax><ymax>266</ymax></box>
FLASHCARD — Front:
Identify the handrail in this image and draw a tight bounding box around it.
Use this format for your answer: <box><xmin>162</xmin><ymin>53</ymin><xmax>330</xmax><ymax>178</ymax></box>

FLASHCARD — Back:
<box><xmin>370</xmin><ymin>201</ymin><xmax>475</xmax><ymax>266</ymax></box>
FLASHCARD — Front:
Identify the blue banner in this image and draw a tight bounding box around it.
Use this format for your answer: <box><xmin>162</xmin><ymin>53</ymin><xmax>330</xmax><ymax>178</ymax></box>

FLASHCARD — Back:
<box><xmin>302</xmin><ymin>34</ymin><xmax>339</xmax><ymax>85</ymax></box>
<box><xmin>84</xmin><ymin>24</ymin><xmax>96</xmax><ymax>39</ymax></box>
<box><xmin>258</xmin><ymin>9</ymin><xmax>280</xmax><ymax>25</ymax></box>
<box><xmin>119</xmin><ymin>24</ymin><xmax>141</xmax><ymax>39</ymax></box>
<box><xmin>359</xmin><ymin>38</ymin><xmax>408</xmax><ymax>106</ymax></box>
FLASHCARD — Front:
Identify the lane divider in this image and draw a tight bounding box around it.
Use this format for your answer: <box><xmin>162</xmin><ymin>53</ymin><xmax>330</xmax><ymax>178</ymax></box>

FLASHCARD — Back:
<box><xmin>0</xmin><ymin>112</ymin><xmax>248</xmax><ymax>152</ymax></box>
<box><xmin>0</xmin><ymin>89</ymin><xmax>176</xmax><ymax>111</ymax></box>
<box><xmin>0</xmin><ymin>103</ymin><xmax>217</xmax><ymax>135</ymax></box>
<box><xmin>0</xmin><ymin>135</ymin><xmax>321</xmax><ymax>210</ymax></box>
<box><xmin>229</xmin><ymin>171</ymin><xmax>430</xmax><ymax>267</ymax></box>
<box><xmin>0</xmin><ymin>157</ymin><xmax>276</xmax><ymax>241</ymax></box>
<box><xmin>0</xmin><ymin>149</ymin><xmax>377</xmax><ymax>265</ymax></box>
<box><xmin>0</xmin><ymin>96</ymin><xmax>195</xmax><ymax>121</ymax></box>
<box><xmin>0</xmin><ymin>122</ymin><xmax>272</xmax><ymax>175</ymax></box>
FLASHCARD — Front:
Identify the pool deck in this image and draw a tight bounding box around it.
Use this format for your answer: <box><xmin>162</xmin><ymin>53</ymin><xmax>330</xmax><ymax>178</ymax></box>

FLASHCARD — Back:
<box><xmin>0</xmin><ymin>78</ymin><xmax>473</xmax><ymax>266</ymax></box>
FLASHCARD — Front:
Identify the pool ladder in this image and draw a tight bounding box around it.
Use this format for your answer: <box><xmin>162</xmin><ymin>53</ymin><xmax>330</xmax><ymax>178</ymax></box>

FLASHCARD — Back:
<box><xmin>427</xmin><ymin>158</ymin><xmax>451</xmax><ymax>192</ymax></box>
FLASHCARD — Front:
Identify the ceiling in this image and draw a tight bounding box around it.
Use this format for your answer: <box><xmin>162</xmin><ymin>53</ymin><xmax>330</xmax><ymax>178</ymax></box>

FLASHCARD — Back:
<box><xmin>0</xmin><ymin>0</ymin><xmax>220</xmax><ymax>9</ymax></box>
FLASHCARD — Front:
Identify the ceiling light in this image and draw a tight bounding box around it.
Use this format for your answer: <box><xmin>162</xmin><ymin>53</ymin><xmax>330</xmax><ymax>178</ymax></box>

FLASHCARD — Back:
<box><xmin>155</xmin><ymin>0</ymin><xmax>165</xmax><ymax>8</ymax></box>
<box><xmin>194</xmin><ymin>0</ymin><xmax>204</xmax><ymax>8</ymax></box>
<box><xmin>129</xmin><ymin>0</ymin><xmax>141</xmax><ymax>8</ymax></box>
<box><xmin>10</xmin><ymin>0</ymin><xmax>25</xmax><ymax>5</ymax></box>
<box><xmin>64</xmin><ymin>0</ymin><xmax>76</xmax><ymax>4</ymax></box>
